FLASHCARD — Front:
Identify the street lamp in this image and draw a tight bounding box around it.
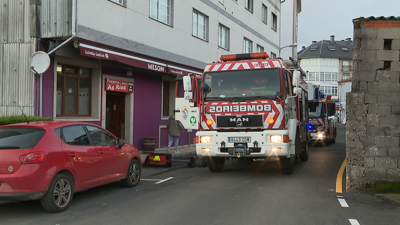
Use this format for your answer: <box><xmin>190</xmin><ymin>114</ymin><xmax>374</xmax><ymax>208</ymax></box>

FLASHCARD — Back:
<box><xmin>279</xmin><ymin>43</ymin><xmax>297</xmax><ymax>58</ymax></box>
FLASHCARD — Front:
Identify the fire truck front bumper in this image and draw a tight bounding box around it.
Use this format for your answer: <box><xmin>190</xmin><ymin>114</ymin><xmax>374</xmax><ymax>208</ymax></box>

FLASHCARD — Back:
<box><xmin>196</xmin><ymin>131</ymin><xmax>291</xmax><ymax>158</ymax></box>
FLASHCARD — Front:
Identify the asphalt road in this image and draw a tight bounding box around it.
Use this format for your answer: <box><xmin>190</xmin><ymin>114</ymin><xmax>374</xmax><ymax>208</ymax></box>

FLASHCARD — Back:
<box><xmin>1</xmin><ymin>125</ymin><xmax>399</xmax><ymax>225</ymax></box>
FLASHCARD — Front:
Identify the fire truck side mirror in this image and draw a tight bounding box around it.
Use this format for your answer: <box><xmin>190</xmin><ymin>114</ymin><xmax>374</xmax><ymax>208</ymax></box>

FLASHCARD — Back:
<box><xmin>200</xmin><ymin>83</ymin><xmax>211</xmax><ymax>94</ymax></box>
<box><xmin>183</xmin><ymin>76</ymin><xmax>192</xmax><ymax>91</ymax></box>
<box><xmin>293</xmin><ymin>71</ymin><xmax>301</xmax><ymax>87</ymax></box>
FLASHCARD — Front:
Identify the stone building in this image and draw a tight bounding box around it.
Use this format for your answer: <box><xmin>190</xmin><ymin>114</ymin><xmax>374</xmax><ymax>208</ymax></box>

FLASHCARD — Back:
<box><xmin>346</xmin><ymin>16</ymin><xmax>400</xmax><ymax>191</ymax></box>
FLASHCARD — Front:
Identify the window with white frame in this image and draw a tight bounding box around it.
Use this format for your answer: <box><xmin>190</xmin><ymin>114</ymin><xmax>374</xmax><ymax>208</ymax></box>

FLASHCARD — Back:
<box><xmin>332</xmin><ymin>86</ymin><xmax>338</xmax><ymax>96</ymax></box>
<box><xmin>193</xmin><ymin>10</ymin><xmax>208</xmax><ymax>41</ymax></box>
<box><xmin>332</xmin><ymin>72</ymin><xmax>338</xmax><ymax>81</ymax></box>
<box><xmin>323</xmin><ymin>72</ymin><xmax>330</xmax><ymax>81</ymax></box>
<box><xmin>243</xmin><ymin>38</ymin><xmax>252</xmax><ymax>53</ymax></box>
<box><xmin>272</xmin><ymin>12</ymin><xmax>277</xmax><ymax>31</ymax></box>
<box><xmin>257</xmin><ymin>45</ymin><xmax>264</xmax><ymax>52</ymax></box>
<box><xmin>319</xmin><ymin>72</ymin><xmax>325</xmax><ymax>81</ymax></box>
<box><xmin>109</xmin><ymin>0</ymin><xmax>124</xmax><ymax>6</ymax></box>
<box><xmin>245</xmin><ymin>0</ymin><xmax>253</xmax><ymax>13</ymax></box>
<box><xmin>262</xmin><ymin>4</ymin><xmax>268</xmax><ymax>24</ymax></box>
<box><xmin>271</xmin><ymin>52</ymin><xmax>276</xmax><ymax>58</ymax></box>
<box><xmin>219</xmin><ymin>24</ymin><xmax>230</xmax><ymax>50</ymax></box>
<box><xmin>150</xmin><ymin>0</ymin><xmax>172</xmax><ymax>25</ymax></box>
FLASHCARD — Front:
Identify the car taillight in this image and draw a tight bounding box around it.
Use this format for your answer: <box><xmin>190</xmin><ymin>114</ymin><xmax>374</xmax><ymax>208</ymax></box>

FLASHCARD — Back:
<box><xmin>20</xmin><ymin>152</ymin><xmax>46</xmax><ymax>164</ymax></box>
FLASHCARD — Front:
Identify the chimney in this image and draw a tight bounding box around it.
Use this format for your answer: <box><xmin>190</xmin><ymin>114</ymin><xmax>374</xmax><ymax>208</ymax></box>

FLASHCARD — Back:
<box><xmin>330</xmin><ymin>35</ymin><xmax>335</xmax><ymax>43</ymax></box>
<box><xmin>312</xmin><ymin>41</ymin><xmax>317</xmax><ymax>43</ymax></box>
<box><xmin>346</xmin><ymin>38</ymin><xmax>351</xmax><ymax>42</ymax></box>
<box><xmin>302</xmin><ymin>46</ymin><xmax>306</xmax><ymax>50</ymax></box>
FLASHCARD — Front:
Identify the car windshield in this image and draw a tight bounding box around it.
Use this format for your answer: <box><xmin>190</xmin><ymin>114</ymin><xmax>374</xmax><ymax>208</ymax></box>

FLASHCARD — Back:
<box><xmin>0</xmin><ymin>128</ymin><xmax>46</xmax><ymax>149</ymax></box>
<box><xmin>308</xmin><ymin>102</ymin><xmax>325</xmax><ymax>118</ymax></box>
<box><xmin>203</xmin><ymin>68</ymin><xmax>281</xmax><ymax>101</ymax></box>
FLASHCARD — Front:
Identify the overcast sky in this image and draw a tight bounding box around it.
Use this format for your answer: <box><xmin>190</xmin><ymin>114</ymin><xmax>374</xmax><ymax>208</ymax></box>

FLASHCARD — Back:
<box><xmin>297</xmin><ymin>0</ymin><xmax>400</xmax><ymax>48</ymax></box>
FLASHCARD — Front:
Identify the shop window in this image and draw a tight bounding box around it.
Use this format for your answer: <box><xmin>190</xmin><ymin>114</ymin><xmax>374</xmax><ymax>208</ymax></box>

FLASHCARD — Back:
<box><xmin>57</xmin><ymin>64</ymin><xmax>92</xmax><ymax>117</ymax></box>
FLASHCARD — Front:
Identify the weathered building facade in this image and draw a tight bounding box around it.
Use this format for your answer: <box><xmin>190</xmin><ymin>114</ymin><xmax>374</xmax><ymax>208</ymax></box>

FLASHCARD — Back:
<box><xmin>346</xmin><ymin>17</ymin><xmax>400</xmax><ymax>191</ymax></box>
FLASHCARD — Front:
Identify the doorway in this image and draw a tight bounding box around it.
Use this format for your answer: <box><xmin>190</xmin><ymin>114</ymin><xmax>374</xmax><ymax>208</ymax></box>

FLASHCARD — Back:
<box><xmin>106</xmin><ymin>92</ymin><xmax>125</xmax><ymax>139</ymax></box>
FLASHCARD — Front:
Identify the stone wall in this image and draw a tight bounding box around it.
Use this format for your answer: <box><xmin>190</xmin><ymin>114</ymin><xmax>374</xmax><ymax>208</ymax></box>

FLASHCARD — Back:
<box><xmin>346</xmin><ymin>18</ymin><xmax>400</xmax><ymax>191</ymax></box>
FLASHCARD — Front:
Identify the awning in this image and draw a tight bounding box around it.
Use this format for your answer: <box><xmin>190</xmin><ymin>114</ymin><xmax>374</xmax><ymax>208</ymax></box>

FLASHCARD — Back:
<box><xmin>79</xmin><ymin>42</ymin><xmax>202</xmax><ymax>75</ymax></box>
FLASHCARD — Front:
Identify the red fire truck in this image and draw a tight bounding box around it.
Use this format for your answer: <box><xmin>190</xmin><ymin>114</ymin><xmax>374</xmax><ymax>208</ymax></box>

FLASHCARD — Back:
<box><xmin>307</xmin><ymin>85</ymin><xmax>337</xmax><ymax>144</ymax></box>
<box><xmin>174</xmin><ymin>53</ymin><xmax>309</xmax><ymax>174</ymax></box>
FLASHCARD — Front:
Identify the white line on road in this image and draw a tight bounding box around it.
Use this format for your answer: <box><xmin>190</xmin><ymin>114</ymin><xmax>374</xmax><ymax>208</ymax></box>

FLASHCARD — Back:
<box><xmin>338</xmin><ymin>198</ymin><xmax>349</xmax><ymax>207</ymax></box>
<box><xmin>349</xmin><ymin>219</ymin><xmax>360</xmax><ymax>225</ymax></box>
<box><xmin>155</xmin><ymin>177</ymin><xmax>174</xmax><ymax>184</ymax></box>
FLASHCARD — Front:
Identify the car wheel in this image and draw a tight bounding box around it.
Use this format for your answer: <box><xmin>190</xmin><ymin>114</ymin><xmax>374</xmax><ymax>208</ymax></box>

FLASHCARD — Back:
<box><xmin>40</xmin><ymin>174</ymin><xmax>74</xmax><ymax>213</ymax></box>
<box><xmin>279</xmin><ymin>156</ymin><xmax>293</xmax><ymax>174</ymax></box>
<box><xmin>207</xmin><ymin>157</ymin><xmax>225</xmax><ymax>172</ymax></box>
<box><xmin>121</xmin><ymin>159</ymin><xmax>141</xmax><ymax>187</ymax></box>
<box><xmin>299</xmin><ymin>140</ymin><xmax>309</xmax><ymax>161</ymax></box>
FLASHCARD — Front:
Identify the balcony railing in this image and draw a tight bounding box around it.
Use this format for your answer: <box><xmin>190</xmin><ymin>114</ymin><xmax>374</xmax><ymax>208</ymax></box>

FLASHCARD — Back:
<box><xmin>342</xmin><ymin>65</ymin><xmax>352</xmax><ymax>71</ymax></box>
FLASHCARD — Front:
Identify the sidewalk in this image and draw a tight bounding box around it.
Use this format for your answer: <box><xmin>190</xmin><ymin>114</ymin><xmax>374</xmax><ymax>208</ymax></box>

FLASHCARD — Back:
<box><xmin>139</xmin><ymin>145</ymin><xmax>196</xmax><ymax>163</ymax></box>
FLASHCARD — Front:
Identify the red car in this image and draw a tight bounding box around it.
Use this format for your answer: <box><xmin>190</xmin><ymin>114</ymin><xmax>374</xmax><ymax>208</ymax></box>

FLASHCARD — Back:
<box><xmin>0</xmin><ymin>121</ymin><xmax>141</xmax><ymax>212</ymax></box>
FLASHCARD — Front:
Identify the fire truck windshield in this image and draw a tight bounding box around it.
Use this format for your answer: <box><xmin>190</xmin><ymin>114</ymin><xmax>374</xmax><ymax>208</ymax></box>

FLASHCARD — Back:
<box><xmin>203</xmin><ymin>69</ymin><xmax>281</xmax><ymax>101</ymax></box>
<box><xmin>308</xmin><ymin>102</ymin><xmax>325</xmax><ymax>118</ymax></box>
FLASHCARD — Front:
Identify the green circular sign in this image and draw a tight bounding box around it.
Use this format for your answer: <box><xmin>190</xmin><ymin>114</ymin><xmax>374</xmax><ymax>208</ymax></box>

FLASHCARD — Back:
<box><xmin>190</xmin><ymin>116</ymin><xmax>197</xmax><ymax>126</ymax></box>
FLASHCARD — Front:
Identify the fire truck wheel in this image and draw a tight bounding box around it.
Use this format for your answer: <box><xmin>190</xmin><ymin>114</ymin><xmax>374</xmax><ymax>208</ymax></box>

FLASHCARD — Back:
<box><xmin>299</xmin><ymin>140</ymin><xmax>309</xmax><ymax>161</ymax></box>
<box><xmin>207</xmin><ymin>157</ymin><xmax>225</xmax><ymax>172</ymax></box>
<box><xmin>279</xmin><ymin>156</ymin><xmax>293</xmax><ymax>174</ymax></box>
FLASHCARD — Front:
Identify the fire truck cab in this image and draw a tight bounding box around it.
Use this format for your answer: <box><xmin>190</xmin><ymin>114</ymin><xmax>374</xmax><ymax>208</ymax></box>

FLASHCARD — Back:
<box><xmin>174</xmin><ymin>53</ymin><xmax>310</xmax><ymax>174</ymax></box>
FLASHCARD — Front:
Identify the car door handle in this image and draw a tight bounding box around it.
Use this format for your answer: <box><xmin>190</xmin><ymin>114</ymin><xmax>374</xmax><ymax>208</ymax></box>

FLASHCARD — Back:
<box><xmin>69</xmin><ymin>153</ymin><xmax>76</xmax><ymax>157</ymax></box>
<box><xmin>99</xmin><ymin>150</ymin><xmax>104</xmax><ymax>154</ymax></box>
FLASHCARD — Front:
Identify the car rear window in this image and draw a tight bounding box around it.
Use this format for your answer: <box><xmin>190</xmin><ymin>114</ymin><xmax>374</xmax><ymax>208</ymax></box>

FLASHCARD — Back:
<box><xmin>0</xmin><ymin>128</ymin><xmax>46</xmax><ymax>149</ymax></box>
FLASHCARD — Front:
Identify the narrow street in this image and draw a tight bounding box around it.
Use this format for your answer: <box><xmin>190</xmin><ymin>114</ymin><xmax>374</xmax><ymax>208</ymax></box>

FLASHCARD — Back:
<box><xmin>1</xmin><ymin>126</ymin><xmax>399</xmax><ymax>225</ymax></box>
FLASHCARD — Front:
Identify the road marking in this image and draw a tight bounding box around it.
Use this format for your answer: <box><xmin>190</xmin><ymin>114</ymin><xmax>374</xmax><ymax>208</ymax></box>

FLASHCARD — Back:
<box><xmin>349</xmin><ymin>219</ymin><xmax>360</xmax><ymax>225</ymax></box>
<box><xmin>155</xmin><ymin>177</ymin><xmax>174</xmax><ymax>184</ymax></box>
<box><xmin>336</xmin><ymin>159</ymin><xmax>346</xmax><ymax>193</ymax></box>
<box><xmin>338</xmin><ymin>198</ymin><xmax>349</xmax><ymax>207</ymax></box>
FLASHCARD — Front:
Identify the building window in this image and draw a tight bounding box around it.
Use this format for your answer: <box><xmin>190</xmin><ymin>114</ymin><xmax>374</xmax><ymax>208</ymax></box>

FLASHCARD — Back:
<box><xmin>219</xmin><ymin>24</ymin><xmax>230</xmax><ymax>50</ymax></box>
<box><xmin>150</xmin><ymin>0</ymin><xmax>172</xmax><ymax>25</ymax></box>
<box><xmin>262</xmin><ymin>4</ymin><xmax>268</xmax><ymax>24</ymax></box>
<box><xmin>319</xmin><ymin>72</ymin><xmax>325</xmax><ymax>81</ymax></box>
<box><xmin>162</xmin><ymin>81</ymin><xmax>170</xmax><ymax>117</ymax></box>
<box><xmin>270</xmin><ymin>52</ymin><xmax>276</xmax><ymax>59</ymax></box>
<box><xmin>243</xmin><ymin>38</ymin><xmax>252</xmax><ymax>53</ymax></box>
<box><xmin>193</xmin><ymin>10</ymin><xmax>208</xmax><ymax>41</ymax></box>
<box><xmin>272</xmin><ymin>12</ymin><xmax>277</xmax><ymax>31</ymax></box>
<box><xmin>384</xmin><ymin>39</ymin><xmax>392</xmax><ymax>50</ymax></box>
<box><xmin>332</xmin><ymin>72</ymin><xmax>338</xmax><ymax>81</ymax></box>
<box><xmin>109</xmin><ymin>0</ymin><xmax>124</xmax><ymax>6</ymax></box>
<box><xmin>257</xmin><ymin>45</ymin><xmax>264</xmax><ymax>52</ymax></box>
<box><xmin>57</xmin><ymin>64</ymin><xmax>92</xmax><ymax>116</ymax></box>
<box><xmin>332</xmin><ymin>86</ymin><xmax>338</xmax><ymax>96</ymax></box>
<box><xmin>245</xmin><ymin>0</ymin><xmax>253</xmax><ymax>13</ymax></box>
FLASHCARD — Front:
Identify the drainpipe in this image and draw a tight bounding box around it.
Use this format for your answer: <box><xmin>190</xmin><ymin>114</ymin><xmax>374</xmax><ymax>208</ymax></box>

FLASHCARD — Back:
<box><xmin>40</xmin><ymin>0</ymin><xmax>76</xmax><ymax>117</ymax></box>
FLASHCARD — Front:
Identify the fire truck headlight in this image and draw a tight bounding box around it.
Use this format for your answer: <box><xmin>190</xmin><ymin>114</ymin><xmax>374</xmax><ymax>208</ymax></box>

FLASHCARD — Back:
<box><xmin>317</xmin><ymin>133</ymin><xmax>324</xmax><ymax>138</ymax></box>
<box><xmin>200</xmin><ymin>135</ymin><xmax>212</xmax><ymax>144</ymax></box>
<box><xmin>270</xmin><ymin>135</ymin><xmax>282</xmax><ymax>143</ymax></box>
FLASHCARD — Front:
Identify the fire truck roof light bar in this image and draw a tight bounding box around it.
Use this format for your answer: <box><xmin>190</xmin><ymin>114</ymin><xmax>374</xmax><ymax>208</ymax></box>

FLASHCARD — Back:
<box><xmin>220</xmin><ymin>52</ymin><xmax>270</xmax><ymax>61</ymax></box>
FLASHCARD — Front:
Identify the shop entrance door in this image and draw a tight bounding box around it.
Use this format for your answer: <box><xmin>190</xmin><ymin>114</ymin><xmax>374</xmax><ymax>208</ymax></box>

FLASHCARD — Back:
<box><xmin>106</xmin><ymin>92</ymin><xmax>125</xmax><ymax>139</ymax></box>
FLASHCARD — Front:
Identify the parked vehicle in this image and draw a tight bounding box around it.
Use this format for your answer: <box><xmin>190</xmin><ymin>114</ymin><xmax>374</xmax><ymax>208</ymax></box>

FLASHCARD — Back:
<box><xmin>174</xmin><ymin>53</ymin><xmax>310</xmax><ymax>174</ymax></box>
<box><xmin>0</xmin><ymin>121</ymin><xmax>141</xmax><ymax>212</ymax></box>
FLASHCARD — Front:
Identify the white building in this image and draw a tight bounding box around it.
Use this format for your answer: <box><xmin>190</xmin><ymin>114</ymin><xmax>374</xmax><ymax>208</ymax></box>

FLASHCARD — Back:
<box><xmin>298</xmin><ymin>35</ymin><xmax>354</xmax><ymax>102</ymax></box>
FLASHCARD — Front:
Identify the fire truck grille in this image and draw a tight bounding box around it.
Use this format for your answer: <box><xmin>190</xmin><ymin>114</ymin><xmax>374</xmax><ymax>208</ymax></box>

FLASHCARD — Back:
<box><xmin>217</xmin><ymin>115</ymin><xmax>263</xmax><ymax>128</ymax></box>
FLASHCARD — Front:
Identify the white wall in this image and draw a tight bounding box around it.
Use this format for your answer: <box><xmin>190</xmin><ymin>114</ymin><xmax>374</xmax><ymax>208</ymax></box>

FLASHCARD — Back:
<box><xmin>75</xmin><ymin>0</ymin><xmax>281</xmax><ymax>67</ymax></box>
<box><xmin>280</xmin><ymin>0</ymin><xmax>299</xmax><ymax>59</ymax></box>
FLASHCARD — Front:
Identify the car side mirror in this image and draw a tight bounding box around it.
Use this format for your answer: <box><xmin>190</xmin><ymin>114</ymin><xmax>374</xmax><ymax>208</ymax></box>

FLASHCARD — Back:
<box><xmin>118</xmin><ymin>139</ymin><xmax>124</xmax><ymax>149</ymax></box>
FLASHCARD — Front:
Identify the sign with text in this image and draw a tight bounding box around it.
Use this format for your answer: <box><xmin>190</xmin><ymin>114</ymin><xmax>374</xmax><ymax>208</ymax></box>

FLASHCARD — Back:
<box><xmin>106</xmin><ymin>78</ymin><xmax>133</xmax><ymax>93</ymax></box>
